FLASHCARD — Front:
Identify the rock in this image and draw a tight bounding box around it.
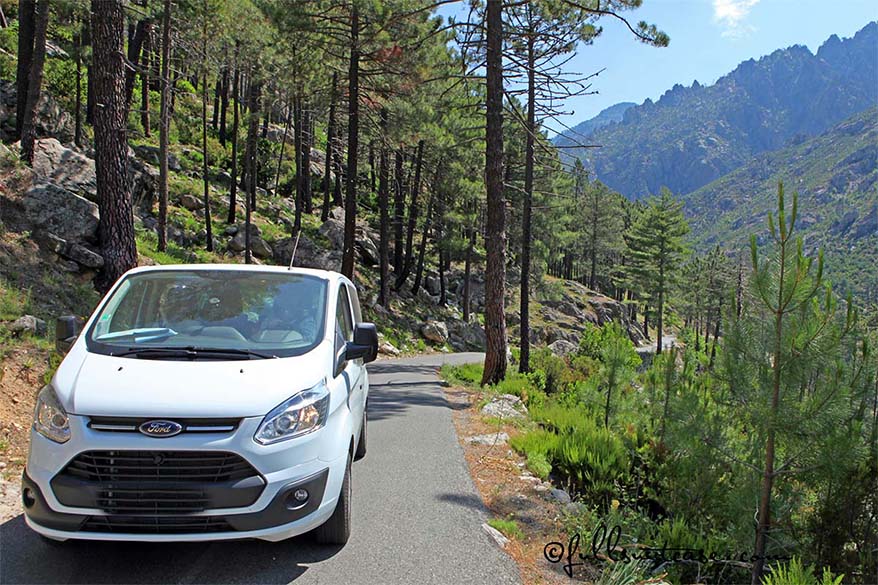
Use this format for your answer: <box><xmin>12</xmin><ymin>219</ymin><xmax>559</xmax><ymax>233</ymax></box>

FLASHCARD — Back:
<box><xmin>481</xmin><ymin>394</ymin><xmax>528</xmax><ymax>420</ymax></box>
<box><xmin>64</xmin><ymin>243</ymin><xmax>104</xmax><ymax>269</ymax></box>
<box><xmin>228</xmin><ymin>224</ymin><xmax>263</xmax><ymax>252</ymax></box>
<box><xmin>467</xmin><ymin>433</ymin><xmax>509</xmax><ymax>445</ymax></box>
<box><xmin>481</xmin><ymin>523</ymin><xmax>509</xmax><ymax>549</ymax></box>
<box><xmin>177</xmin><ymin>193</ymin><xmax>203</xmax><ymax>210</ymax></box>
<box><xmin>425</xmin><ymin>275</ymin><xmax>442</xmax><ymax>296</ymax></box>
<box><xmin>319</xmin><ymin>217</ymin><xmax>345</xmax><ymax>249</ymax></box>
<box><xmin>548</xmin><ymin>339</ymin><xmax>578</xmax><ymax>357</ymax></box>
<box><xmin>30</xmin><ymin>138</ymin><xmax>97</xmax><ymax>201</ymax></box>
<box><xmin>447</xmin><ymin>321</ymin><xmax>487</xmax><ymax>351</ymax></box>
<box><xmin>0</xmin><ymin>81</ymin><xmax>73</xmax><ymax>142</ymax></box>
<box><xmin>224</xmin><ymin>225</ymin><xmax>239</xmax><ymax>236</ymax></box>
<box><xmin>564</xmin><ymin>502</ymin><xmax>586</xmax><ymax>515</ymax></box>
<box><xmin>329</xmin><ymin>206</ymin><xmax>345</xmax><ymax>221</ymax></box>
<box><xmin>129</xmin><ymin>158</ymin><xmax>159</xmax><ymax>209</ymax></box>
<box><xmin>24</xmin><ymin>182</ymin><xmax>100</xmax><ymax>242</ymax></box>
<box><xmin>273</xmin><ymin>235</ymin><xmax>340</xmax><ymax>271</ymax></box>
<box><xmin>356</xmin><ymin>234</ymin><xmax>380</xmax><ymax>266</ymax></box>
<box><xmin>9</xmin><ymin>315</ymin><xmax>48</xmax><ymax>337</ymax></box>
<box><xmin>251</xmin><ymin>237</ymin><xmax>273</xmax><ymax>260</ymax></box>
<box><xmin>421</xmin><ymin>320</ymin><xmax>448</xmax><ymax>344</ymax></box>
<box><xmin>379</xmin><ymin>341</ymin><xmax>400</xmax><ymax>356</ymax></box>
<box><xmin>550</xmin><ymin>489</ymin><xmax>571</xmax><ymax>504</ymax></box>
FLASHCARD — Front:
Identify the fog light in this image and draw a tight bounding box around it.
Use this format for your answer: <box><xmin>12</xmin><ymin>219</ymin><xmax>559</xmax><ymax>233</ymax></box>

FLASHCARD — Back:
<box><xmin>285</xmin><ymin>488</ymin><xmax>310</xmax><ymax>510</ymax></box>
<box><xmin>22</xmin><ymin>487</ymin><xmax>35</xmax><ymax>508</ymax></box>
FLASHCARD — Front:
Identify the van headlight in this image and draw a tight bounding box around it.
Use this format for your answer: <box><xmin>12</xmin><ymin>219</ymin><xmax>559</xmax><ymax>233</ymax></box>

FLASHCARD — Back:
<box><xmin>33</xmin><ymin>385</ymin><xmax>71</xmax><ymax>443</ymax></box>
<box><xmin>254</xmin><ymin>383</ymin><xmax>330</xmax><ymax>445</ymax></box>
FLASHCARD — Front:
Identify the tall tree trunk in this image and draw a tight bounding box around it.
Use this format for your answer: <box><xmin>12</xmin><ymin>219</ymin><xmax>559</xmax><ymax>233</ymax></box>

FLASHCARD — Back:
<box><xmin>125</xmin><ymin>17</ymin><xmax>150</xmax><ymax>105</ymax></box>
<box><xmin>157</xmin><ymin>0</ymin><xmax>172</xmax><ymax>251</ymax></box>
<box><xmin>481</xmin><ymin>0</ymin><xmax>507</xmax><ymax>386</ymax></box>
<box><xmin>436</xmin><ymin>180</ymin><xmax>447</xmax><ymax>306</ymax></box>
<box><xmin>227</xmin><ymin>64</ymin><xmax>241</xmax><ymax>224</ymax></box>
<box><xmin>201</xmin><ymin>40</ymin><xmax>213</xmax><ymax>252</ymax></box>
<box><xmin>218</xmin><ymin>66</ymin><xmax>229</xmax><ymax>145</ymax></box>
<box><xmin>751</xmin><ymin>235</ymin><xmax>789</xmax><ymax>584</ymax></box>
<box><xmin>0</xmin><ymin>4</ymin><xmax>7</xmax><ymax>28</ymax></box>
<box><xmin>341</xmin><ymin>4</ymin><xmax>359</xmax><ymax>278</ymax></box>
<box><xmin>92</xmin><ymin>0</ymin><xmax>137</xmax><ymax>291</ymax></box>
<box><xmin>19</xmin><ymin>0</ymin><xmax>48</xmax><ymax>165</ymax></box>
<box><xmin>377</xmin><ymin>108</ymin><xmax>390</xmax><ymax>306</ymax></box>
<box><xmin>411</xmin><ymin>176</ymin><xmax>435</xmax><ymax>296</ymax></box>
<box><xmin>244</xmin><ymin>75</ymin><xmax>261</xmax><ymax>264</ymax></box>
<box><xmin>463</xmin><ymin>212</ymin><xmax>475</xmax><ymax>322</ymax></box>
<box><xmin>15</xmin><ymin>0</ymin><xmax>36</xmax><ymax>139</ymax></box>
<box><xmin>518</xmin><ymin>32</ymin><xmax>535</xmax><ymax>374</ymax></box>
<box><xmin>85</xmin><ymin>23</ymin><xmax>95</xmax><ymax>124</ymax></box>
<box><xmin>397</xmin><ymin>141</ymin><xmax>424</xmax><ymax>288</ymax></box>
<box><xmin>293</xmin><ymin>96</ymin><xmax>303</xmax><ymax>230</ymax></box>
<box><xmin>393</xmin><ymin>150</ymin><xmax>405</xmax><ymax>271</ymax></box>
<box><xmin>74</xmin><ymin>25</ymin><xmax>83</xmax><ymax>146</ymax></box>
<box><xmin>140</xmin><ymin>20</ymin><xmax>152</xmax><ymax>137</ymax></box>
<box><xmin>322</xmin><ymin>73</ymin><xmax>337</xmax><ymax>222</ymax></box>
<box><xmin>302</xmin><ymin>103</ymin><xmax>313</xmax><ymax>214</ymax></box>
<box><xmin>657</xmin><ymin>256</ymin><xmax>665</xmax><ymax>355</ymax></box>
<box><xmin>211</xmin><ymin>73</ymin><xmax>221</xmax><ymax>130</ymax></box>
<box><xmin>274</xmin><ymin>99</ymin><xmax>292</xmax><ymax>200</ymax></box>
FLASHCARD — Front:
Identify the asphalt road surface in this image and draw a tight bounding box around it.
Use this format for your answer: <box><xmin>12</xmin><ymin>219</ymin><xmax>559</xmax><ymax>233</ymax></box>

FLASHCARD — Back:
<box><xmin>0</xmin><ymin>353</ymin><xmax>521</xmax><ymax>585</ymax></box>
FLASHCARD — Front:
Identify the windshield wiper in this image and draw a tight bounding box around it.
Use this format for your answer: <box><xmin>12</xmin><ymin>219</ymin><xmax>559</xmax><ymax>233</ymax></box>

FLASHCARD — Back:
<box><xmin>111</xmin><ymin>347</ymin><xmax>277</xmax><ymax>360</ymax></box>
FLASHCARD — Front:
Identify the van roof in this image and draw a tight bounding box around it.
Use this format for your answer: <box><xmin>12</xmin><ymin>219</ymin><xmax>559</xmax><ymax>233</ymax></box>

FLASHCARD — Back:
<box><xmin>124</xmin><ymin>263</ymin><xmax>344</xmax><ymax>282</ymax></box>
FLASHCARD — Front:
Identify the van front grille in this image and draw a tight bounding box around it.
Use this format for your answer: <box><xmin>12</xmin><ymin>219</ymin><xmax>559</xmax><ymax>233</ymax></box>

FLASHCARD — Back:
<box><xmin>63</xmin><ymin>451</ymin><xmax>257</xmax><ymax>482</ymax></box>
<box><xmin>82</xmin><ymin>515</ymin><xmax>233</xmax><ymax>534</ymax></box>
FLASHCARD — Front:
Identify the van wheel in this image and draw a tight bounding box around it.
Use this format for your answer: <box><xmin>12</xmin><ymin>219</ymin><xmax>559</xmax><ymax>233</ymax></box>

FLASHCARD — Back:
<box><xmin>314</xmin><ymin>455</ymin><xmax>351</xmax><ymax>545</ymax></box>
<box><xmin>354</xmin><ymin>412</ymin><xmax>367</xmax><ymax>461</ymax></box>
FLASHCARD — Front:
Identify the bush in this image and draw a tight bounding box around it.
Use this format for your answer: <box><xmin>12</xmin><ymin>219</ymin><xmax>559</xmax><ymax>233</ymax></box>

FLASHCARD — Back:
<box><xmin>494</xmin><ymin>373</ymin><xmax>534</xmax><ymax>400</ymax></box>
<box><xmin>762</xmin><ymin>558</ymin><xmax>843</xmax><ymax>585</ymax></box>
<box><xmin>441</xmin><ymin>363</ymin><xmax>482</xmax><ymax>387</ymax></box>
<box><xmin>526</xmin><ymin>452</ymin><xmax>552</xmax><ymax>479</ymax></box>
<box><xmin>554</xmin><ymin>419</ymin><xmax>628</xmax><ymax>503</ymax></box>
<box><xmin>510</xmin><ymin>428</ymin><xmax>560</xmax><ymax>458</ymax></box>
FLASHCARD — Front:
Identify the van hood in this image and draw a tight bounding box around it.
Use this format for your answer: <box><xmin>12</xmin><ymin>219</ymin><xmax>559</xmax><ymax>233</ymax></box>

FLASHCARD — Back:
<box><xmin>57</xmin><ymin>344</ymin><xmax>331</xmax><ymax>418</ymax></box>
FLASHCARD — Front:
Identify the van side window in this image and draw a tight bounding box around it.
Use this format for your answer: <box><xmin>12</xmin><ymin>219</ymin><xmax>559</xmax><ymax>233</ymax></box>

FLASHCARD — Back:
<box><xmin>336</xmin><ymin>286</ymin><xmax>353</xmax><ymax>342</ymax></box>
<box><xmin>347</xmin><ymin>284</ymin><xmax>362</xmax><ymax>324</ymax></box>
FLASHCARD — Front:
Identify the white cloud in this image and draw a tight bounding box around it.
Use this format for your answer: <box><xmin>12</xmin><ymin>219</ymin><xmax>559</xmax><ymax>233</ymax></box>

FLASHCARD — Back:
<box><xmin>713</xmin><ymin>0</ymin><xmax>760</xmax><ymax>38</ymax></box>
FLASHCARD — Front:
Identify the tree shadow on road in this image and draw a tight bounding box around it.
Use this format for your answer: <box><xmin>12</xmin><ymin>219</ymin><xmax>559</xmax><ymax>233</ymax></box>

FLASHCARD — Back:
<box><xmin>0</xmin><ymin>514</ymin><xmax>342</xmax><ymax>584</ymax></box>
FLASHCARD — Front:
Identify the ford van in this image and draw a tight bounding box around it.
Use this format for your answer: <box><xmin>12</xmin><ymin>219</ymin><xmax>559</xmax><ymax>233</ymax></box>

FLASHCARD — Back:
<box><xmin>21</xmin><ymin>264</ymin><xmax>377</xmax><ymax>544</ymax></box>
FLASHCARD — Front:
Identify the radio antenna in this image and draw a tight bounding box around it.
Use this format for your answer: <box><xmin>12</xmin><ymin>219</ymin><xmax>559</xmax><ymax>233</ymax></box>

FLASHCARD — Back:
<box><xmin>287</xmin><ymin>231</ymin><xmax>301</xmax><ymax>271</ymax></box>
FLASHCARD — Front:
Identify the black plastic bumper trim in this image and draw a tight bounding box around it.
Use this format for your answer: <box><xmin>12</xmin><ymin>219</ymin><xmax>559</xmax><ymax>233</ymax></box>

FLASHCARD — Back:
<box><xmin>22</xmin><ymin>467</ymin><xmax>330</xmax><ymax>535</ymax></box>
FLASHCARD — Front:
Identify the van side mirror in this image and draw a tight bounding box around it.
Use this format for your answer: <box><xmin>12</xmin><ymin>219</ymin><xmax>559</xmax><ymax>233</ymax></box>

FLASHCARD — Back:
<box><xmin>55</xmin><ymin>316</ymin><xmax>81</xmax><ymax>354</ymax></box>
<box><xmin>344</xmin><ymin>323</ymin><xmax>379</xmax><ymax>364</ymax></box>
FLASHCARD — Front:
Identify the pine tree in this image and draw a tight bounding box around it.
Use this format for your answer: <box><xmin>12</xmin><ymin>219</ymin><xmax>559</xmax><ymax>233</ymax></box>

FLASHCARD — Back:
<box><xmin>624</xmin><ymin>188</ymin><xmax>689</xmax><ymax>354</ymax></box>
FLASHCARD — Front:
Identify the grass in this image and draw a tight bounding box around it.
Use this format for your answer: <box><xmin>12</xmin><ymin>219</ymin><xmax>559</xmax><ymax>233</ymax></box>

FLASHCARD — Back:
<box><xmin>487</xmin><ymin>518</ymin><xmax>524</xmax><ymax>540</ymax></box>
<box><xmin>441</xmin><ymin>362</ymin><xmax>483</xmax><ymax>388</ymax></box>
<box><xmin>0</xmin><ymin>280</ymin><xmax>32</xmax><ymax>321</ymax></box>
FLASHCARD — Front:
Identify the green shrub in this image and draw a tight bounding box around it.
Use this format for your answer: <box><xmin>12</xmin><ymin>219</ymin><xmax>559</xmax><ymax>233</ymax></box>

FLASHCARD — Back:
<box><xmin>530</xmin><ymin>347</ymin><xmax>570</xmax><ymax>394</ymax></box>
<box><xmin>553</xmin><ymin>417</ymin><xmax>628</xmax><ymax>503</ymax></box>
<box><xmin>526</xmin><ymin>452</ymin><xmax>552</xmax><ymax>479</ymax></box>
<box><xmin>510</xmin><ymin>428</ymin><xmax>560</xmax><ymax>458</ymax></box>
<box><xmin>441</xmin><ymin>362</ymin><xmax>482</xmax><ymax>387</ymax></box>
<box><xmin>494</xmin><ymin>372</ymin><xmax>533</xmax><ymax>400</ymax></box>
<box><xmin>762</xmin><ymin>558</ymin><xmax>843</xmax><ymax>585</ymax></box>
<box><xmin>487</xmin><ymin>518</ymin><xmax>523</xmax><ymax>540</ymax></box>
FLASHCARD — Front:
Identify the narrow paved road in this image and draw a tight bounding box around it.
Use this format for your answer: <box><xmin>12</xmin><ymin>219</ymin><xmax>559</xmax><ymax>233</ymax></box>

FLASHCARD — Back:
<box><xmin>0</xmin><ymin>353</ymin><xmax>520</xmax><ymax>585</ymax></box>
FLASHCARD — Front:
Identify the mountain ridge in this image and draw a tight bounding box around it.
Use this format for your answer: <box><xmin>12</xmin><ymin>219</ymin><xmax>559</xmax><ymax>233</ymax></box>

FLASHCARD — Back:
<box><xmin>553</xmin><ymin>22</ymin><xmax>878</xmax><ymax>199</ymax></box>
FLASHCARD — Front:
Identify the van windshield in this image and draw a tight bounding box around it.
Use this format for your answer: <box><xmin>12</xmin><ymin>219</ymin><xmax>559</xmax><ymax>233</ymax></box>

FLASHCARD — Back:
<box><xmin>86</xmin><ymin>270</ymin><xmax>328</xmax><ymax>358</ymax></box>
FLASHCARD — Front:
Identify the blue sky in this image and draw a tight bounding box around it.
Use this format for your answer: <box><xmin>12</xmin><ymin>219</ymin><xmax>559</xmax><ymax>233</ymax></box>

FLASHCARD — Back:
<box><xmin>438</xmin><ymin>1</ymin><xmax>877</xmax><ymax>135</ymax></box>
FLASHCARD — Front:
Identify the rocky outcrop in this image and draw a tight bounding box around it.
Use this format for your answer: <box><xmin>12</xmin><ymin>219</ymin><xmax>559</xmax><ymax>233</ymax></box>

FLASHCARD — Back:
<box><xmin>447</xmin><ymin>320</ymin><xmax>487</xmax><ymax>351</ymax></box>
<box><xmin>481</xmin><ymin>394</ymin><xmax>528</xmax><ymax>420</ymax></box>
<box><xmin>272</xmin><ymin>235</ymin><xmax>341</xmax><ymax>272</ymax></box>
<box><xmin>24</xmin><ymin>182</ymin><xmax>100</xmax><ymax>243</ymax></box>
<box><xmin>421</xmin><ymin>320</ymin><xmax>448</xmax><ymax>344</ymax></box>
<box><xmin>0</xmin><ymin>80</ymin><xmax>74</xmax><ymax>143</ymax></box>
<box><xmin>30</xmin><ymin>138</ymin><xmax>96</xmax><ymax>200</ymax></box>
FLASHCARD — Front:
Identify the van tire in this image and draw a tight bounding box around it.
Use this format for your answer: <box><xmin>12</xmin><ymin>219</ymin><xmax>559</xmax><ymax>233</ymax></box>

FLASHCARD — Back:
<box><xmin>354</xmin><ymin>412</ymin><xmax>367</xmax><ymax>461</ymax></box>
<box><xmin>314</xmin><ymin>455</ymin><xmax>351</xmax><ymax>545</ymax></box>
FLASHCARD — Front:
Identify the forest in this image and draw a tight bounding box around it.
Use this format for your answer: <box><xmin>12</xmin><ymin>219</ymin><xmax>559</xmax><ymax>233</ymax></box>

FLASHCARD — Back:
<box><xmin>0</xmin><ymin>1</ymin><xmax>876</xmax><ymax>584</ymax></box>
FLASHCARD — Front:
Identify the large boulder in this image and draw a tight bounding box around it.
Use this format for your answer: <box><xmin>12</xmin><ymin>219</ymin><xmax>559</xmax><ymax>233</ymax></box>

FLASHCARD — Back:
<box><xmin>0</xmin><ymin>80</ymin><xmax>73</xmax><ymax>142</ymax></box>
<box><xmin>319</xmin><ymin>217</ymin><xmax>345</xmax><ymax>249</ymax></box>
<box><xmin>447</xmin><ymin>320</ymin><xmax>487</xmax><ymax>351</ymax></box>
<box><xmin>480</xmin><ymin>394</ymin><xmax>528</xmax><ymax>420</ymax></box>
<box><xmin>421</xmin><ymin>320</ymin><xmax>448</xmax><ymax>344</ymax></box>
<box><xmin>8</xmin><ymin>315</ymin><xmax>48</xmax><ymax>337</ymax></box>
<box><xmin>30</xmin><ymin>138</ymin><xmax>97</xmax><ymax>201</ymax></box>
<box><xmin>177</xmin><ymin>193</ymin><xmax>204</xmax><ymax>210</ymax></box>
<box><xmin>129</xmin><ymin>157</ymin><xmax>159</xmax><ymax>209</ymax></box>
<box><xmin>251</xmin><ymin>236</ymin><xmax>274</xmax><ymax>260</ymax></box>
<box><xmin>228</xmin><ymin>224</ymin><xmax>262</xmax><ymax>252</ymax></box>
<box><xmin>272</xmin><ymin>235</ymin><xmax>341</xmax><ymax>272</ymax></box>
<box><xmin>548</xmin><ymin>339</ymin><xmax>578</xmax><ymax>357</ymax></box>
<box><xmin>24</xmin><ymin>182</ymin><xmax>100</xmax><ymax>243</ymax></box>
<box><xmin>357</xmin><ymin>234</ymin><xmax>380</xmax><ymax>266</ymax></box>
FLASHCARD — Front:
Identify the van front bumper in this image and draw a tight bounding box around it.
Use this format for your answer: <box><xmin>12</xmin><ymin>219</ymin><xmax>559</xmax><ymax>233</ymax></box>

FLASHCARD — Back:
<box><xmin>22</xmin><ymin>413</ymin><xmax>351</xmax><ymax>542</ymax></box>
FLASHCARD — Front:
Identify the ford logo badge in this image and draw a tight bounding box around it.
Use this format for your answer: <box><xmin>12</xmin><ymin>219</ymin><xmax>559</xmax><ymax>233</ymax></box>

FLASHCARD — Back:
<box><xmin>139</xmin><ymin>420</ymin><xmax>183</xmax><ymax>438</ymax></box>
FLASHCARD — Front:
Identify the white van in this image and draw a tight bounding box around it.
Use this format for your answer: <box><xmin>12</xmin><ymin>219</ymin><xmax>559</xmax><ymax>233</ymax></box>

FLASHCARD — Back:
<box><xmin>21</xmin><ymin>264</ymin><xmax>377</xmax><ymax>544</ymax></box>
